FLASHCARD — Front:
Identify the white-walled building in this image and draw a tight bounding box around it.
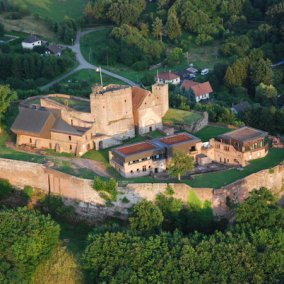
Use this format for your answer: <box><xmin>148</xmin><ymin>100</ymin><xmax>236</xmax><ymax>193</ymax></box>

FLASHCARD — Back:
<box><xmin>21</xmin><ymin>35</ymin><xmax>42</xmax><ymax>50</ymax></box>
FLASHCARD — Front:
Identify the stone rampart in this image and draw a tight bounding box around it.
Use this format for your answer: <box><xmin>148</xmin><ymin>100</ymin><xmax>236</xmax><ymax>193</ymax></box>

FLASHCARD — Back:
<box><xmin>0</xmin><ymin>158</ymin><xmax>283</xmax><ymax>219</ymax></box>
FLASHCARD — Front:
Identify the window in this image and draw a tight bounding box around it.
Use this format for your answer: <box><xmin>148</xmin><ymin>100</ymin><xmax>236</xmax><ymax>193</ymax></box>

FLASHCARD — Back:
<box><xmin>130</xmin><ymin>170</ymin><xmax>134</xmax><ymax>175</ymax></box>
<box><xmin>70</xmin><ymin>145</ymin><xmax>72</xmax><ymax>150</ymax></box>
<box><xmin>143</xmin><ymin>166</ymin><xmax>147</xmax><ymax>172</ymax></box>
<box><xmin>69</xmin><ymin>136</ymin><xmax>71</xmax><ymax>141</ymax></box>
<box><xmin>29</xmin><ymin>138</ymin><xmax>32</xmax><ymax>143</ymax></box>
<box><xmin>137</xmin><ymin>169</ymin><xmax>140</xmax><ymax>172</ymax></box>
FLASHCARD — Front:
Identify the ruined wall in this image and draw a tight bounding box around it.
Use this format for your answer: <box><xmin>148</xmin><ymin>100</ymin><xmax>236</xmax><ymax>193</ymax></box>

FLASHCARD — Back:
<box><xmin>0</xmin><ymin>158</ymin><xmax>283</xmax><ymax>219</ymax></box>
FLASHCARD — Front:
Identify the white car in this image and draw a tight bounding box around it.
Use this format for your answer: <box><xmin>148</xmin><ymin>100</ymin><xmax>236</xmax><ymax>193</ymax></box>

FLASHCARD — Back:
<box><xmin>201</xmin><ymin>68</ymin><xmax>209</xmax><ymax>75</ymax></box>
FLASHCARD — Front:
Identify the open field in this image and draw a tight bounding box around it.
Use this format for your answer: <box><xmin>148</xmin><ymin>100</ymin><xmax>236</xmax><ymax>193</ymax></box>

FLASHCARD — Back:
<box><xmin>163</xmin><ymin>109</ymin><xmax>202</xmax><ymax>125</ymax></box>
<box><xmin>61</xmin><ymin>69</ymin><xmax>126</xmax><ymax>86</ymax></box>
<box><xmin>194</xmin><ymin>125</ymin><xmax>231</xmax><ymax>142</ymax></box>
<box><xmin>0</xmin><ymin>14</ymin><xmax>56</xmax><ymax>40</ymax></box>
<box><xmin>11</xmin><ymin>0</ymin><xmax>87</xmax><ymax>21</ymax></box>
<box><xmin>187</xmin><ymin>148</ymin><xmax>284</xmax><ymax>188</ymax></box>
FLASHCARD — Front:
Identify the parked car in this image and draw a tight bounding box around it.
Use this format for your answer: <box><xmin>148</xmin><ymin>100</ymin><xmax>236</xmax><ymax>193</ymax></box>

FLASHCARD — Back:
<box><xmin>201</xmin><ymin>68</ymin><xmax>209</xmax><ymax>75</ymax></box>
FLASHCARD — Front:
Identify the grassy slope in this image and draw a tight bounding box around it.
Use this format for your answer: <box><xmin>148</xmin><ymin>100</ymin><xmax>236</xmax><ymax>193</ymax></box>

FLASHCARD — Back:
<box><xmin>163</xmin><ymin>109</ymin><xmax>202</xmax><ymax>125</ymax></box>
<box><xmin>11</xmin><ymin>0</ymin><xmax>86</xmax><ymax>21</ymax></box>
<box><xmin>194</xmin><ymin>126</ymin><xmax>231</xmax><ymax>142</ymax></box>
<box><xmin>187</xmin><ymin>148</ymin><xmax>284</xmax><ymax>188</ymax></box>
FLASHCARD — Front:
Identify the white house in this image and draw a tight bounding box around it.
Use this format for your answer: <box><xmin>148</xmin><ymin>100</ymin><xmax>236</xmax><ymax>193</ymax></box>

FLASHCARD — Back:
<box><xmin>21</xmin><ymin>35</ymin><xmax>42</xmax><ymax>50</ymax></box>
<box><xmin>181</xmin><ymin>80</ymin><xmax>213</xmax><ymax>103</ymax></box>
<box><xmin>156</xmin><ymin>72</ymin><xmax>180</xmax><ymax>85</ymax></box>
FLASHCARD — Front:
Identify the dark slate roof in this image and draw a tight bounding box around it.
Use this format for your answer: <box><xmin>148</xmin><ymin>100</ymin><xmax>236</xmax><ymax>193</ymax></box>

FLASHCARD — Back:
<box><xmin>11</xmin><ymin>108</ymin><xmax>53</xmax><ymax>135</ymax></box>
<box><xmin>51</xmin><ymin>118</ymin><xmax>89</xmax><ymax>136</ymax></box>
<box><xmin>23</xmin><ymin>35</ymin><xmax>41</xmax><ymax>43</ymax></box>
<box><xmin>47</xmin><ymin>44</ymin><xmax>63</xmax><ymax>54</ymax></box>
<box><xmin>232</xmin><ymin>101</ymin><xmax>250</xmax><ymax>113</ymax></box>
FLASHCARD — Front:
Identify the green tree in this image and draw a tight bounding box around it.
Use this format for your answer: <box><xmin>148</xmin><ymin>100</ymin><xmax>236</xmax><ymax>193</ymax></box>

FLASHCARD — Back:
<box><xmin>129</xmin><ymin>200</ymin><xmax>164</xmax><ymax>232</ymax></box>
<box><xmin>168</xmin><ymin>151</ymin><xmax>194</xmax><ymax>180</ymax></box>
<box><xmin>152</xmin><ymin>17</ymin><xmax>163</xmax><ymax>41</ymax></box>
<box><xmin>167</xmin><ymin>47</ymin><xmax>183</xmax><ymax>66</ymax></box>
<box><xmin>255</xmin><ymin>83</ymin><xmax>277</xmax><ymax>104</ymax></box>
<box><xmin>166</xmin><ymin>11</ymin><xmax>181</xmax><ymax>40</ymax></box>
<box><xmin>0</xmin><ymin>85</ymin><xmax>17</xmax><ymax>121</ymax></box>
<box><xmin>0</xmin><ymin>22</ymin><xmax>4</xmax><ymax>37</ymax></box>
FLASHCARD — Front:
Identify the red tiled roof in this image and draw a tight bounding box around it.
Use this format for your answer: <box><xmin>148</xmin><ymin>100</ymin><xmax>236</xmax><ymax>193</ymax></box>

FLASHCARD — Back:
<box><xmin>116</xmin><ymin>142</ymin><xmax>155</xmax><ymax>155</ymax></box>
<box><xmin>159</xmin><ymin>133</ymin><xmax>195</xmax><ymax>145</ymax></box>
<box><xmin>191</xmin><ymin>82</ymin><xmax>213</xmax><ymax>97</ymax></box>
<box><xmin>132</xmin><ymin>86</ymin><xmax>149</xmax><ymax>111</ymax></box>
<box><xmin>157</xmin><ymin>72</ymin><xmax>180</xmax><ymax>81</ymax></box>
<box><xmin>181</xmin><ymin>80</ymin><xmax>198</xmax><ymax>90</ymax></box>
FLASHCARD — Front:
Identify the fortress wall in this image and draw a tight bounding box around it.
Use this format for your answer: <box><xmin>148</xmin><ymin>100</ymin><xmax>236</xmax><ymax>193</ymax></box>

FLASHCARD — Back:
<box><xmin>0</xmin><ymin>158</ymin><xmax>283</xmax><ymax>219</ymax></box>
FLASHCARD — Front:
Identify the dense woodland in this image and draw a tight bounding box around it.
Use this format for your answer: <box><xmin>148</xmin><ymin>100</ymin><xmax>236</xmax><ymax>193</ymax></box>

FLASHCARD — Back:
<box><xmin>0</xmin><ymin>180</ymin><xmax>283</xmax><ymax>283</ymax></box>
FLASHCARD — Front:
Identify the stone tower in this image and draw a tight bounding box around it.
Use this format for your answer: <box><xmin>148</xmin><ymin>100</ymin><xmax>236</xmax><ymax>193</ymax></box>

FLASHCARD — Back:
<box><xmin>90</xmin><ymin>85</ymin><xmax>135</xmax><ymax>139</ymax></box>
<box><xmin>151</xmin><ymin>83</ymin><xmax>169</xmax><ymax>117</ymax></box>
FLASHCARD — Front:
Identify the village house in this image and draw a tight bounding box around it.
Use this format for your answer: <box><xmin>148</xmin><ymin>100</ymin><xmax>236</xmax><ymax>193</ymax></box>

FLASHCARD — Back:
<box><xmin>156</xmin><ymin>72</ymin><xmax>181</xmax><ymax>85</ymax></box>
<box><xmin>109</xmin><ymin>132</ymin><xmax>202</xmax><ymax>178</ymax></box>
<box><xmin>46</xmin><ymin>44</ymin><xmax>64</xmax><ymax>56</ymax></box>
<box><xmin>11</xmin><ymin>83</ymin><xmax>169</xmax><ymax>156</ymax></box>
<box><xmin>231</xmin><ymin>101</ymin><xmax>250</xmax><ymax>115</ymax></box>
<box><xmin>181</xmin><ymin>80</ymin><xmax>213</xmax><ymax>102</ymax></box>
<box><xmin>21</xmin><ymin>35</ymin><xmax>42</xmax><ymax>50</ymax></box>
<box><xmin>206</xmin><ymin>127</ymin><xmax>268</xmax><ymax>167</ymax></box>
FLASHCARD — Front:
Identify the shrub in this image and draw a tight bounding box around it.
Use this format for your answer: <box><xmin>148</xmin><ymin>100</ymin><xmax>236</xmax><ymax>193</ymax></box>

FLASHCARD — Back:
<box><xmin>93</xmin><ymin>177</ymin><xmax>118</xmax><ymax>201</ymax></box>
<box><xmin>165</xmin><ymin>184</ymin><xmax>174</xmax><ymax>195</ymax></box>
<box><xmin>23</xmin><ymin>186</ymin><xmax>33</xmax><ymax>199</ymax></box>
<box><xmin>0</xmin><ymin>179</ymin><xmax>12</xmax><ymax>199</ymax></box>
<box><xmin>121</xmin><ymin>197</ymin><xmax>130</xmax><ymax>203</ymax></box>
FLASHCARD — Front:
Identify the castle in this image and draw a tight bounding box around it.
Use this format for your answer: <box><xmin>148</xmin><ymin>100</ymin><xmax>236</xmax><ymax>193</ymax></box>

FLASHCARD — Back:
<box><xmin>11</xmin><ymin>84</ymin><xmax>169</xmax><ymax>156</ymax></box>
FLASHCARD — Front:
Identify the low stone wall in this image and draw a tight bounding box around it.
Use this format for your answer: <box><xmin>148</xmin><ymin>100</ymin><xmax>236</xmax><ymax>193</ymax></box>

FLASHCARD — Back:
<box><xmin>0</xmin><ymin>158</ymin><xmax>283</xmax><ymax>219</ymax></box>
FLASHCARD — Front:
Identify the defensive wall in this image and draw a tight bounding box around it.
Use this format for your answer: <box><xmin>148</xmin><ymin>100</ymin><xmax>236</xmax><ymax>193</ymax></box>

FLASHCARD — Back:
<box><xmin>0</xmin><ymin>158</ymin><xmax>283</xmax><ymax>219</ymax></box>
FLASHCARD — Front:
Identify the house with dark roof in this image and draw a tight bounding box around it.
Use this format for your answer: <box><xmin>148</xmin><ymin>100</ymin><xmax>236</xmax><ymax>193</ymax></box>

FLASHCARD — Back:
<box><xmin>206</xmin><ymin>126</ymin><xmax>269</xmax><ymax>167</ymax></box>
<box><xmin>11</xmin><ymin>83</ymin><xmax>169</xmax><ymax>156</ymax></box>
<box><xmin>231</xmin><ymin>101</ymin><xmax>250</xmax><ymax>115</ymax></box>
<box><xmin>181</xmin><ymin>80</ymin><xmax>213</xmax><ymax>102</ymax></box>
<box><xmin>21</xmin><ymin>35</ymin><xmax>42</xmax><ymax>50</ymax></box>
<box><xmin>109</xmin><ymin>132</ymin><xmax>202</xmax><ymax>177</ymax></box>
<box><xmin>46</xmin><ymin>44</ymin><xmax>64</xmax><ymax>56</ymax></box>
<box><xmin>156</xmin><ymin>72</ymin><xmax>181</xmax><ymax>85</ymax></box>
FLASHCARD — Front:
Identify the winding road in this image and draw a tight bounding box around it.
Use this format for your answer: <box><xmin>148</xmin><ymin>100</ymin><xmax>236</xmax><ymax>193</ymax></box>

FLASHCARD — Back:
<box><xmin>40</xmin><ymin>27</ymin><xmax>136</xmax><ymax>91</ymax></box>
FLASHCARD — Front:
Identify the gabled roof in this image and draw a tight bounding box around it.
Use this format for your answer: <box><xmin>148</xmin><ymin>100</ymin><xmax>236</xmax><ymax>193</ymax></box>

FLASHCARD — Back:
<box><xmin>157</xmin><ymin>72</ymin><xmax>180</xmax><ymax>81</ymax></box>
<box><xmin>191</xmin><ymin>81</ymin><xmax>213</xmax><ymax>97</ymax></box>
<box><xmin>132</xmin><ymin>86</ymin><xmax>150</xmax><ymax>111</ymax></box>
<box><xmin>186</xmin><ymin>67</ymin><xmax>198</xmax><ymax>73</ymax></box>
<box><xmin>232</xmin><ymin>101</ymin><xmax>250</xmax><ymax>113</ymax></box>
<box><xmin>22</xmin><ymin>35</ymin><xmax>41</xmax><ymax>44</ymax></box>
<box><xmin>218</xmin><ymin>127</ymin><xmax>267</xmax><ymax>142</ymax></box>
<box><xmin>11</xmin><ymin>108</ymin><xmax>54</xmax><ymax>136</ymax></box>
<box><xmin>51</xmin><ymin>118</ymin><xmax>89</xmax><ymax>136</ymax></box>
<box><xmin>181</xmin><ymin>80</ymin><xmax>198</xmax><ymax>91</ymax></box>
<box><xmin>47</xmin><ymin>44</ymin><xmax>63</xmax><ymax>54</ymax></box>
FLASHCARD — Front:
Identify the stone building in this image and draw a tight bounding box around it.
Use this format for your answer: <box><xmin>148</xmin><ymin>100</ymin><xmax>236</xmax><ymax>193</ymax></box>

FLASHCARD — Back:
<box><xmin>11</xmin><ymin>84</ymin><xmax>169</xmax><ymax>156</ymax></box>
<box><xmin>109</xmin><ymin>132</ymin><xmax>202</xmax><ymax>178</ymax></box>
<box><xmin>204</xmin><ymin>127</ymin><xmax>268</xmax><ymax>167</ymax></box>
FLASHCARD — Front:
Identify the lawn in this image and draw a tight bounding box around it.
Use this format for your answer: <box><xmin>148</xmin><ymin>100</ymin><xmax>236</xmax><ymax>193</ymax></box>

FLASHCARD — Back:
<box><xmin>187</xmin><ymin>148</ymin><xmax>284</xmax><ymax>188</ymax></box>
<box><xmin>163</xmin><ymin>108</ymin><xmax>202</xmax><ymax>125</ymax></box>
<box><xmin>62</xmin><ymin>69</ymin><xmax>126</xmax><ymax>86</ymax></box>
<box><xmin>194</xmin><ymin>125</ymin><xmax>231</xmax><ymax>142</ymax></box>
<box><xmin>11</xmin><ymin>0</ymin><xmax>87</xmax><ymax>21</ymax></box>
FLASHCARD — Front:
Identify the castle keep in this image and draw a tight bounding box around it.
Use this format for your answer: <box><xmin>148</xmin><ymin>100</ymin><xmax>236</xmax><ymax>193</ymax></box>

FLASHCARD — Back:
<box><xmin>11</xmin><ymin>84</ymin><xmax>169</xmax><ymax>156</ymax></box>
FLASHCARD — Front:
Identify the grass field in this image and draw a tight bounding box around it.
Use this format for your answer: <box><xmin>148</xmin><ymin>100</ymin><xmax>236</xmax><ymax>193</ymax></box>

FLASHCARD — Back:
<box><xmin>11</xmin><ymin>0</ymin><xmax>87</xmax><ymax>21</ymax></box>
<box><xmin>187</xmin><ymin>148</ymin><xmax>284</xmax><ymax>188</ymax></box>
<box><xmin>194</xmin><ymin>125</ymin><xmax>231</xmax><ymax>142</ymax></box>
<box><xmin>163</xmin><ymin>109</ymin><xmax>202</xmax><ymax>125</ymax></box>
<box><xmin>62</xmin><ymin>69</ymin><xmax>126</xmax><ymax>86</ymax></box>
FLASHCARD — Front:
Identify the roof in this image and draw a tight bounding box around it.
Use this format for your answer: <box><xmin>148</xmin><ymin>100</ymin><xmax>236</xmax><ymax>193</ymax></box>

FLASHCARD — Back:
<box><xmin>47</xmin><ymin>44</ymin><xmax>63</xmax><ymax>54</ymax></box>
<box><xmin>115</xmin><ymin>141</ymin><xmax>156</xmax><ymax>156</ymax></box>
<box><xmin>232</xmin><ymin>101</ymin><xmax>250</xmax><ymax>113</ymax></box>
<box><xmin>157</xmin><ymin>72</ymin><xmax>180</xmax><ymax>81</ymax></box>
<box><xmin>11</xmin><ymin>108</ymin><xmax>53</xmax><ymax>136</ymax></box>
<box><xmin>22</xmin><ymin>35</ymin><xmax>41</xmax><ymax>44</ymax></box>
<box><xmin>181</xmin><ymin>80</ymin><xmax>198</xmax><ymax>91</ymax></box>
<box><xmin>132</xmin><ymin>86</ymin><xmax>149</xmax><ymax>111</ymax></box>
<box><xmin>159</xmin><ymin>132</ymin><xmax>200</xmax><ymax>146</ymax></box>
<box><xmin>51</xmin><ymin>118</ymin><xmax>88</xmax><ymax>136</ymax></box>
<box><xmin>218</xmin><ymin>127</ymin><xmax>268</xmax><ymax>142</ymax></box>
<box><xmin>191</xmin><ymin>81</ymin><xmax>213</xmax><ymax>97</ymax></box>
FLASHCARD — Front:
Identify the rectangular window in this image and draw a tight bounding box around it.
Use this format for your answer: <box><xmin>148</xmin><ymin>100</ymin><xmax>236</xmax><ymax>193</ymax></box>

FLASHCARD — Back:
<box><xmin>69</xmin><ymin>136</ymin><xmax>71</xmax><ymax>141</ymax></box>
<box><xmin>143</xmin><ymin>166</ymin><xmax>147</xmax><ymax>172</ymax></box>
